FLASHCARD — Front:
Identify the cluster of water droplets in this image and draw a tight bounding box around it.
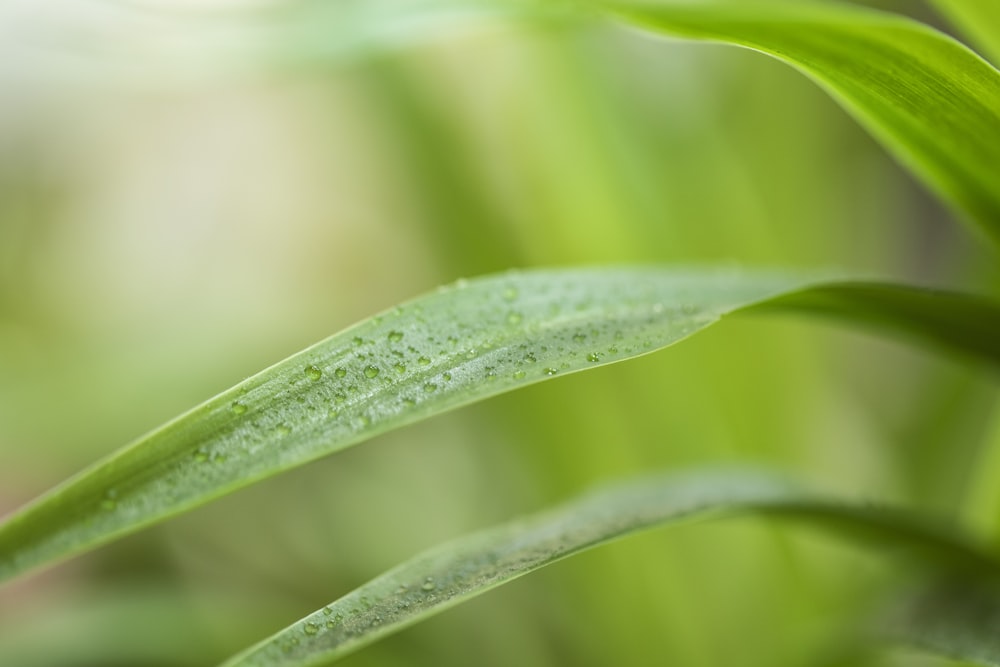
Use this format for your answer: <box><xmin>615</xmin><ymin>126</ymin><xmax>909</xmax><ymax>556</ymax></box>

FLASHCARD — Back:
<box><xmin>170</xmin><ymin>270</ymin><xmax>722</xmax><ymax>489</ymax></box>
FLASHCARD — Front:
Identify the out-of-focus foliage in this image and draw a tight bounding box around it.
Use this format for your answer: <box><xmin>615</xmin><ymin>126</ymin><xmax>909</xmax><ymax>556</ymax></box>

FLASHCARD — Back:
<box><xmin>0</xmin><ymin>1</ymin><xmax>998</xmax><ymax>666</ymax></box>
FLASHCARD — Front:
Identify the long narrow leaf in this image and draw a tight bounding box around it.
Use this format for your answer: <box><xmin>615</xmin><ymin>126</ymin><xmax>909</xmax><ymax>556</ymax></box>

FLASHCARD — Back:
<box><xmin>218</xmin><ymin>468</ymin><xmax>1000</xmax><ymax>667</ymax></box>
<box><xmin>2</xmin><ymin>268</ymin><xmax>999</xmax><ymax>584</ymax></box>
<box><xmin>929</xmin><ymin>0</ymin><xmax>1000</xmax><ymax>65</ymax></box>
<box><xmin>881</xmin><ymin>578</ymin><xmax>1000</xmax><ymax>666</ymax></box>
<box><xmin>604</xmin><ymin>1</ymin><xmax>1000</xmax><ymax>246</ymax></box>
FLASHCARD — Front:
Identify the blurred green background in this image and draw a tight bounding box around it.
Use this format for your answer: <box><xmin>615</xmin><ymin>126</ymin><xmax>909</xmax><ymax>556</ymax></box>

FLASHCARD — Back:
<box><xmin>1</xmin><ymin>1</ymin><xmax>998</xmax><ymax>665</ymax></box>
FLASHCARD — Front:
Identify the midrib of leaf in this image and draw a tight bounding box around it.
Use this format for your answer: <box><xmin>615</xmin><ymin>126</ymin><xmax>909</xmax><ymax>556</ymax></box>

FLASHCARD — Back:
<box><xmin>2</xmin><ymin>267</ymin><xmax>1000</xmax><ymax>584</ymax></box>
<box><xmin>216</xmin><ymin>468</ymin><xmax>1000</xmax><ymax>667</ymax></box>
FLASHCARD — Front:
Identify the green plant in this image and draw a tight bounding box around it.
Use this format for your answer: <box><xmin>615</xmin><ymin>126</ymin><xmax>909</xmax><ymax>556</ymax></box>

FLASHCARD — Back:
<box><xmin>1</xmin><ymin>1</ymin><xmax>998</xmax><ymax>666</ymax></box>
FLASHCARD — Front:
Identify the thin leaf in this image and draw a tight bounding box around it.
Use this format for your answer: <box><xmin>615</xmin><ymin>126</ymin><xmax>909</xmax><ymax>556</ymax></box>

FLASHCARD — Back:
<box><xmin>753</xmin><ymin>282</ymin><xmax>1000</xmax><ymax>372</ymax></box>
<box><xmin>881</xmin><ymin>578</ymin><xmax>1000</xmax><ymax>666</ymax></box>
<box><xmin>217</xmin><ymin>468</ymin><xmax>1000</xmax><ymax>667</ymax></box>
<box><xmin>929</xmin><ymin>0</ymin><xmax>1000</xmax><ymax>65</ymax></box>
<box><xmin>603</xmin><ymin>1</ymin><xmax>1000</xmax><ymax>246</ymax></box>
<box><xmin>2</xmin><ymin>267</ymin><xmax>999</xmax><ymax>584</ymax></box>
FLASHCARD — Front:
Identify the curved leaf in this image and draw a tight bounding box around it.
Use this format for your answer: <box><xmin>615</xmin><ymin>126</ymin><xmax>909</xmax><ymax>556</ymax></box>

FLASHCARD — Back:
<box><xmin>604</xmin><ymin>1</ymin><xmax>1000</xmax><ymax>246</ymax></box>
<box><xmin>929</xmin><ymin>0</ymin><xmax>1000</xmax><ymax>65</ymax></box>
<box><xmin>882</xmin><ymin>577</ymin><xmax>1000</xmax><ymax>666</ymax></box>
<box><xmin>2</xmin><ymin>267</ymin><xmax>999</xmax><ymax>584</ymax></box>
<box><xmin>217</xmin><ymin>468</ymin><xmax>1000</xmax><ymax>667</ymax></box>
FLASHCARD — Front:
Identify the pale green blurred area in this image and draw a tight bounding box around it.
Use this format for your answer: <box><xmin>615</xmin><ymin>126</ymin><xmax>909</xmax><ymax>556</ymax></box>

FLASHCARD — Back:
<box><xmin>0</xmin><ymin>0</ymin><xmax>998</xmax><ymax>666</ymax></box>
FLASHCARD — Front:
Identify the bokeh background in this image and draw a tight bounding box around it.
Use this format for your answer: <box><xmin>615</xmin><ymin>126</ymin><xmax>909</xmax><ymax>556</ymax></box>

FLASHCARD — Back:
<box><xmin>1</xmin><ymin>0</ymin><xmax>998</xmax><ymax>665</ymax></box>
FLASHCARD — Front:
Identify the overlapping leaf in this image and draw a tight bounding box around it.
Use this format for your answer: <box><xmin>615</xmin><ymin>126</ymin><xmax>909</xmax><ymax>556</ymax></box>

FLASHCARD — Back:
<box><xmin>217</xmin><ymin>468</ymin><xmax>1000</xmax><ymax>666</ymax></box>
<box><xmin>604</xmin><ymin>1</ymin><xmax>1000</xmax><ymax>245</ymax></box>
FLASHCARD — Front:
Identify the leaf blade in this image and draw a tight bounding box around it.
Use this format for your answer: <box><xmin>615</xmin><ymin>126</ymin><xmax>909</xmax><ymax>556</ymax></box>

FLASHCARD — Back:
<box><xmin>2</xmin><ymin>267</ymin><xmax>998</xmax><ymax>584</ymax></box>
<box><xmin>217</xmin><ymin>468</ymin><xmax>1000</xmax><ymax>667</ymax></box>
<box><xmin>929</xmin><ymin>0</ymin><xmax>1000</xmax><ymax>65</ymax></box>
<box><xmin>605</xmin><ymin>1</ymin><xmax>1000</xmax><ymax>246</ymax></box>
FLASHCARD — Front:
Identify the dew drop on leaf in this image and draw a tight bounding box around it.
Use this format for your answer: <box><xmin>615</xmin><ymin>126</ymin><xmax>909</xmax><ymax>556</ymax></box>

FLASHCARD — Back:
<box><xmin>305</xmin><ymin>365</ymin><xmax>323</xmax><ymax>381</ymax></box>
<box><xmin>364</xmin><ymin>365</ymin><xmax>380</xmax><ymax>379</ymax></box>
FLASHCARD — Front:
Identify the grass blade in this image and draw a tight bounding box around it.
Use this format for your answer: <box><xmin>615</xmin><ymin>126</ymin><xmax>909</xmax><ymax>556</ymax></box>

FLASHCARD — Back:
<box><xmin>753</xmin><ymin>282</ymin><xmax>1000</xmax><ymax>372</ymax></box>
<box><xmin>605</xmin><ymin>1</ymin><xmax>1000</xmax><ymax>246</ymax></box>
<box><xmin>929</xmin><ymin>0</ymin><xmax>1000</xmax><ymax>64</ymax></box>
<box><xmin>218</xmin><ymin>468</ymin><xmax>1000</xmax><ymax>667</ymax></box>
<box><xmin>2</xmin><ymin>267</ymin><xmax>999</xmax><ymax>584</ymax></box>
<box><xmin>881</xmin><ymin>578</ymin><xmax>1000</xmax><ymax>666</ymax></box>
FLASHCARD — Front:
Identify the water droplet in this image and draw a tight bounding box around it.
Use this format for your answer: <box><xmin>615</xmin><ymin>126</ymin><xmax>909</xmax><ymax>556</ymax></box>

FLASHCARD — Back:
<box><xmin>394</xmin><ymin>362</ymin><xmax>406</xmax><ymax>374</ymax></box>
<box><xmin>325</xmin><ymin>619</ymin><xmax>338</xmax><ymax>629</ymax></box>
<box><xmin>364</xmin><ymin>365</ymin><xmax>380</xmax><ymax>379</ymax></box>
<box><xmin>193</xmin><ymin>448</ymin><xmax>209</xmax><ymax>463</ymax></box>
<box><xmin>353</xmin><ymin>336</ymin><xmax>365</xmax><ymax>347</ymax></box>
<box><xmin>231</xmin><ymin>401</ymin><xmax>247</xmax><ymax>415</ymax></box>
<box><xmin>485</xmin><ymin>367</ymin><xmax>497</xmax><ymax>381</ymax></box>
<box><xmin>502</xmin><ymin>287</ymin><xmax>518</xmax><ymax>301</ymax></box>
<box><xmin>524</xmin><ymin>352</ymin><xmax>537</xmax><ymax>363</ymax></box>
<box><xmin>442</xmin><ymin>372</ymin><xmax>452</xmax><ymax>382</ymax></box>
<box><xmin>586</xmin><ymin>353</ymin><xmax>600</xmax><ymax>362</ymax></box>
<box><xmin>305</xmin><ymin>365</ymin><xmax>323</xmax><ymax>381</ymax></box>
<box><xmin>543</xmin><ymin>368</ymin><xmax>558</xmax><ymax>376</ymax></box>
<box><xmin>322</xmin><ymin>606</ymin><xmax>334</xmax><ymax>616</ymax></box>
<box><xmin>335</xmin><ymin>368</ymin><xmax>347</xmax><ymax>379</ymax></box>
<box><xmin>421</xmin><ymin>577</ymin><xmax>436</xmax><ymax>591</ymax></box>
<box><xmin>506</xmin><ymin>312</ymin><xmax>523</xmax><ymax>326</ymax></box>
<box><xmin>512</xmin><ymin>370</ymin><xmax>526</xmax><ymax>380</ymax></box>
<box><xmin>423</xmin><ymin>382</ymin><xmax>438</xmax><ymax>393</ymax></box>
<box><xmin>303</xmin><ymin>622</ymin><xmax>319</xmax><ymax>636</ymax></box>
<box><xmin>418</xmin><ymin>356</ymin><xmax>431</xmax><ymax>366</ymax></box>
<box><xmin>334</xmin><ymin>392</ymin><xmax>346</xmax><ymax>404</ymax></box>
<box><xmin>572</xmin><ymin>333</ymin><xmax>586</xmax><ymax>343</ymax></box>
<box><xmin>275</xmin><ymin>423</ymin><xmax>291</xmax><ymax>437</ymax></box>
<box><xmin>402</xmin><ymin>397</ymin><xmax>416</xmax><ymax>407</ymax></box>
<box><xmin>388</xmin><ymin>331</ymin><xmax>404</xmax><ymax>343</ymax></box>
<box><xmin>608</xmin><ymin>345</ymin><xmax>619</xmax><ymax>354</ymax></box>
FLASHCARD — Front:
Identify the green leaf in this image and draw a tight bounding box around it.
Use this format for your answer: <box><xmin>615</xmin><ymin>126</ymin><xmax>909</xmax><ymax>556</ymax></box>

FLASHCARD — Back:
<box><xmin>881</xmin><ymin>578</ymin><xmax>1000</xmax><ymax>666</ymax></box>
<box><xmin>2</xmin><ymin>267</ymin><xmax>998</xmax><ymax>584</ymax></box>
<box><xmin>602</xmin><ymin>1</ymin><xmax>1000</xmax><ymax>246</ymax></box>
<box><xmin>217</xmin><ymin>468</ymin><xmax>1000</xmax><ymax>667</ymax></box>
<box><xmin>929</xmin><ymin>0</ymin><xmax>1000</xmax><ymax>65</ymax></box>
<box><xmin>753</xmin><ymin>282</ymin><xmax>1000</xmax><ymax>372</ymax></box>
